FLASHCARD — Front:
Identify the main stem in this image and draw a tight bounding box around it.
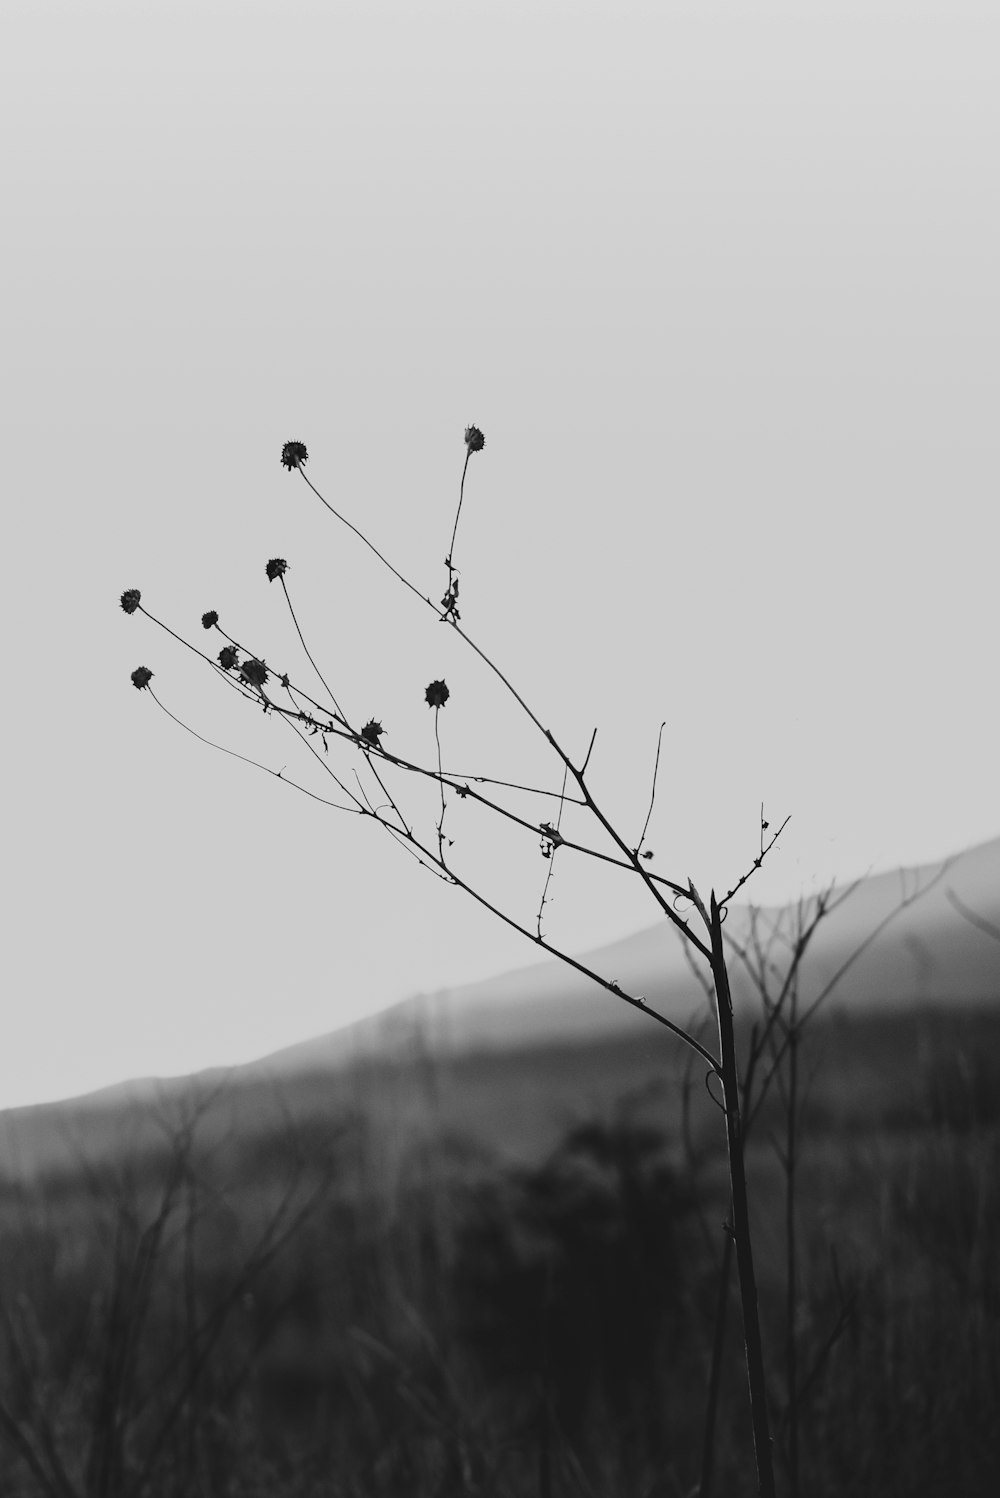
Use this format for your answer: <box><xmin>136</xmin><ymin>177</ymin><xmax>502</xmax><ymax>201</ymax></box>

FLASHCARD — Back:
<box><xmin>785</xmin><ymin>990</ymin><xmax>801</xmax><ymax>1498</ymax></box>
<box><xmin>710</xmin><ymin>894</ymin><xmax>776</xmax><ymax>1498</ymax></box>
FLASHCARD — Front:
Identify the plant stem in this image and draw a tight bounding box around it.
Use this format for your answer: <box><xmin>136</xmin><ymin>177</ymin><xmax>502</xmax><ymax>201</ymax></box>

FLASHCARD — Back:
<box><xmin>785</xmin><ymin>1001</ymin><xmax>800</xmax><ymax>1498</ymax></box>
<box><xmin>698</xmin><ymin>1228</ymin><xmax>733</xmax><ymax>1498</ymax></box>
<box><xmin>710</xmin><ymin>894</ymin><xmax>776</xmax><ymax>1498</ymax></box>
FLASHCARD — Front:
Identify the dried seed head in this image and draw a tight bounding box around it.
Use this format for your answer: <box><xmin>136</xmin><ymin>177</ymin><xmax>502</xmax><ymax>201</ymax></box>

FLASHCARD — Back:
<box><xmin>266</xmin><ymin>558</ymin><xmax>288</xmax><ymax>582</ymax></box>
<box><xmin>201</xmin><ymin>610</ymin><xmax>219</xmax><ymax>630</ymax></box>
<box><xmin>240</xmin><ymin>658</ymin><xmax>269</xmax><ymax>688</ymax></box>
<box><xmin>218</xmin><ymin>646</ymin><xmax>239</xmax><ymax>671</ymax></box>
<box><xmin>425</xmin><ymin>679</ymin><xmax>450</xmax><ymax>708</ymax></box>
<box><xmin>131</xmin><ymin>665</ymin><xmax>153</xmax><ymax>690</ymax></box>
<box><xmin>464</xmin><ymin>426</ymin><xmax>485</xmax><ymax>453</ymax></box>
<box><xmin>281</xmin><ymin>441</ymin><xmax>308</xmax><ymax>471</ymax></box>
<box><xmin>360</xmin><ymin>719</ymin><xmax>385</xmax><ymax>747</ymax></box>
<box><xmin>120</xmin><ymin>589</ymin><xmax>141</xmax><ymax>615</ymax></box>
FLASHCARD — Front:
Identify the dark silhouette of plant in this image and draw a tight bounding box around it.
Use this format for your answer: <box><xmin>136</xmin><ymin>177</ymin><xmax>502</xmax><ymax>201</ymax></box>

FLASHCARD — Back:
<box><xmin>120</xmin><ymin>428</ymin><xmax>807</xmax><ymax>1494</ymax></box>
<box><xmin>684</xmin><ymin>868</ymin><xmax>946</xmax><ymax>1498</ymax></box>
<box><xmin>0</xmin><ymin>1096</ymin><xmax>336</xmax><ymax>1498</ymax></box>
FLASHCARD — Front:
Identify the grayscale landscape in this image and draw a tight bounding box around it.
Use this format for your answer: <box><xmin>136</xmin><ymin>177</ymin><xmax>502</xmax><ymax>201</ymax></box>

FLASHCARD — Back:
<box><xmin>1</xmin><ymin>839</ymin><xmax>997</xmax><ymax>1494</ymax></box>
<box><xmin>5</xmin><ymin>0</ymin><xmax>997</xmax><ymax>1492</ymax></box>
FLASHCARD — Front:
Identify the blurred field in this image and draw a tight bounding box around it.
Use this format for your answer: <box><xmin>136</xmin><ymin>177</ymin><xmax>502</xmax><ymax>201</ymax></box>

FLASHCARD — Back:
<box><xmin>0</xmin><ymin>1003</ymin><xmax>998</xmax><ymax>1496</ymax></box>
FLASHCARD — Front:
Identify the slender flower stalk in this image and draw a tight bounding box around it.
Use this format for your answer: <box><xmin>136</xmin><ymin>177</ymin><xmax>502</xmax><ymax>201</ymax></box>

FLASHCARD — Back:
<box><xmin>288</xmin><ymin>444</ymin><xmax>703</xmax><ymax>952</ymax></box>
<box><xmin>274</xmin><ymin>568</ymin><xmax>349</xmax><ymax>728</ymax></box>
<box><xmin>425</xmin><ymin>679</ymin><xmax>451</xmax><ymax>860</ymax></box>
<box><xmin>442</xmin><ymin>426</ymin><xmax>485</xmax><ymax>619</ymax></box>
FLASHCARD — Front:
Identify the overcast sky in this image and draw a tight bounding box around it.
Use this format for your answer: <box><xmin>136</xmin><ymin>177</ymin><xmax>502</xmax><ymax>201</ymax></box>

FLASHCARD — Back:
<box><xmin>2</xmin><ymin>0</ymin><xmax>997</xmax><ymax>1109</ymax></box>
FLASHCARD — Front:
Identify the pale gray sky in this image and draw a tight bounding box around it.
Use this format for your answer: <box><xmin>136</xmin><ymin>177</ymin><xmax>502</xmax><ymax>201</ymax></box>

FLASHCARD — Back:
<box><xmin>2</xmin><ymin>0</ymin><xmax>997</xmax><ymax>1108</ymax></box>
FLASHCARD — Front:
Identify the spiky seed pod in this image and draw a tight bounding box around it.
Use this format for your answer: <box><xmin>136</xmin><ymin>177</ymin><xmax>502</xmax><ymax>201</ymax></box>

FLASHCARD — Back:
<box><xmin>464</xmin><ymin>426</ymin><xmax>485</xmax><ymax>452</ymax></box>
<box><xmin>266</xmin><ymin>558</ymin><xmax>288</xmax><ymax>582</ymax></box>
<box><xmin>218</xmin><ymin>646</ymin><xmax>239</xmax><ymax>671</ymax></box>
<box><xmin>281</xmin><ymin>441</ymin><xmax>308</xmax><ymax>470</ymax></box>
<box><xmin>425</xmin><ymin>679</ymin><xmax>450</xmax><ymax>708</ymax></box>
<box><xmin>201</xmin><ymin>610</ymin><xmax>219</xmax><ymax>629</ymax></box>
<box><xmin>120</xmin><ymin>589</ymin><xmax>141</xmax><ymax>614</ymax></box>
<box><xmin>240</xmin><ymin>658</ymin><xmax>269</xmax><ymax>688</ymax></box>
<box><xmin>360</xmin><ymin>719</ymin><xmax>385</xmax><ymax>747</ymax></box>
<box><xmin>131</xmin><ymin>666</ymin><xmax>153</xmax><ymax>690</ymax></box>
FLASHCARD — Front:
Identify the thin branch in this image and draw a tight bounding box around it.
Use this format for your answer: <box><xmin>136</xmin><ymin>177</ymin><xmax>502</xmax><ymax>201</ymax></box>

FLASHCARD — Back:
<box><xmin>536</xmin><ymin>764</ymin><xmax>570</xmax><ymax>939</ymax></box>
<box><xmin>636</xmin><ymin>721</ymin><xmax>666</xmax><ymax>856</ymax></box>
<box><xmin>215</xmin><ymin>625</ymin><xmax>350</xmax><ymax>726</ymax></box>
<box><xmin>359</xmin><ymin>744</ymin><xmax>412</xmax><ymax>836</ymax></box>
<box><xmin>149</xmin><ymin>690</ymin><xmax>358</xmax><ymax>815</ymax></box>
<box><xmin>279</xmin><ymin>574</ymin><xmax>348</xmax><ymax>726</ymax></box>
<box><xmin>368</xmin><ymin>811</ymin><xmax>720</xmax><ymax>1072</ymax></box>
<box><xmin>279</xmin><ymin>713</ymin><xmax>370</xmax><ymax>814</ymax></box>
<box><xmin>798</xmin><ymin>861</ymin><xmax>950</xmax><ymax>1029</ymax></box>
<box><xmin>349</xmin><ymin>738</ymin><xmax>694</xmax><ymax>899</ymax></box>
<box><xmin>139</xmin><ymin>604</ymin><xmax>224</xmax><ymax>673</ymax></box>
<box><xmin>580</xmin><ymin>727</ymin><xmax>598</xmax><ymax>777</ymax></box>
<box><xmin>434</xmin><ymin>771</ymin><xmax>586</xmax><ymax>803</ymax></box>
<box><xmin>442</xmin><ymin>444</ymin><xmax>472</xmax><ymax>617</ymax></box>
<box><xmin>547</xmin><ymin>726</ymin><xmax>713</xmax><ymax>962</ymax></box>
<box><xmin>720</xmin><ymin>813</ymin><xmax>792</xmax><ymax>907</ymax></box>
<box><xmin>298</xmin><ymin>466</ymin><xmax>552</xmax><ymax>737</ymax></box>
<box><xmin>433</xmin><ymin>705</ymin><xmax>448</xmax><ymax>862</ymax></box>
<box><xmin>351</xmin><ymin>769</ymin><xmax>446</xmax><ymax>878</ymax></box>
<box><xmin>294</xmin><ymin>463</ymin><xmax>714</xmax><ymax>958</ymax></box>
<box><xmin>158</xmin><ymin>651</ymin><xmax>701</xmax><ymax>906</ymax></box>
<box><xmin>947</xmin><ymin>886</ymin><xmax>1000</xmax><ymax>944</ymax></box>
<box><xmin>297</xmin><ymin>467</ymin><xmax>433</xmax><ymax>610</ymax></box>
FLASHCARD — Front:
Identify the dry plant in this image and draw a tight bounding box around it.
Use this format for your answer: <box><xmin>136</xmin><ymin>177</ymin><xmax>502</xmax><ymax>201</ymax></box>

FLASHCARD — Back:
<box><xmin>681</xmin><ymin>865</ymin><xmax>944</xmax><ymax>1498</ymax></box>
<box><xmin>122</xmin><ymin>427</ymin><xmax>845</xmax><ymax>1496</ymax></box>
<box><xmin>0</xmin><ymin>1091</ymin><xmax>333</xmax><ymax>1498</ymax></box>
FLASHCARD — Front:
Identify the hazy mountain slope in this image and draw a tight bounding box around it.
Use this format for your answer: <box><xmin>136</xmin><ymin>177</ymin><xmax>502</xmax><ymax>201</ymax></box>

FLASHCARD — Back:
<box><xmin>254</xmin><ymin>834</ymin><xmax>1000</xmax><ymax>1073</ymax></box>
<box><xmin>1</xmin><ymin>836</ymin><xmax>996</xmax><ymax>1182</ymax></box>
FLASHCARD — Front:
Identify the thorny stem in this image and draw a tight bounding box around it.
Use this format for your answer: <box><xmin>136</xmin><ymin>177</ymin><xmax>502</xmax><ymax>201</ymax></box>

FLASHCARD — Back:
<box><xmin>721</xmin><ymin>814</ymin><xmax>792</xmax><ymax>905</ymax></box>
